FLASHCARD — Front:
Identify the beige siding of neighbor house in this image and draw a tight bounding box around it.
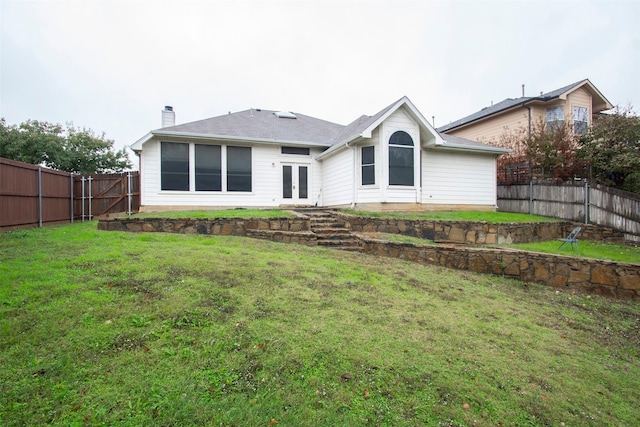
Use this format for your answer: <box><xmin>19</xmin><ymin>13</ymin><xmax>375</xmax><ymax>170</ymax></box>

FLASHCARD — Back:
<box><xmin>447</xmin><ymin>86</ymin><xmax>596</xmax><ymax>145</ymax></box>
<box><xmin>567</xmin><ymin>87</ymin><xmax>593</xmax><ymax>127</ymax></box>
<box><xmin>446</xmin><ymin>107</ymin><xmax>530</xmax><ymax>144</ymax></box>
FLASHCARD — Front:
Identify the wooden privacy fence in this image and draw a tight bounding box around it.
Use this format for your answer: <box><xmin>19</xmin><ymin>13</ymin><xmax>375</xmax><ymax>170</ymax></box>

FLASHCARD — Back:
<box><xmin>497</xmin><ymin>181</ymin><xmax>640</xmax><ymax>242</ymax></box>
<box><xmin>0</xmin><ymin>157</ymin><xmax>139</xmax><ymax>231</ymax></box>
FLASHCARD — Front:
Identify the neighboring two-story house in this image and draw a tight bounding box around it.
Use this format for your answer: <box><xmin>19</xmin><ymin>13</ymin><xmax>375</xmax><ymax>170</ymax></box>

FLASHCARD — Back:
<box><xmin>437</xmin><ymin>79</ymin><xmax>613</xmax><ymax>143</ymax></box>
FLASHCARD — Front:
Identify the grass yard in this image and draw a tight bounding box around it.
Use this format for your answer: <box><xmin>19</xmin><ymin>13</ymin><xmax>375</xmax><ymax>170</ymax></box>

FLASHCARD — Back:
<box><xmin>341</xmin><ymin>210</ymin><xmax>558</xmax><ymax>223</ymax></box>
<box><xmin>504</xmin><ymin>240</ymin><xmax>640</xmax><ymax>265</ymax></box>
<box><xmin>131</xmin><ymin>208</ymin><xmax>293</xmax><ymax>219</ymax></box>
<box><xmin>1</xmin><ymin>223</ymin><xmax>639</xmax><ymax>426</ymax></box>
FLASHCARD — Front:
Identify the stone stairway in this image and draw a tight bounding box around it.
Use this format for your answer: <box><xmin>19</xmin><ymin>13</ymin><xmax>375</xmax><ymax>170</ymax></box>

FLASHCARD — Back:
<box><xmin>296</xmin><ymin>209</ymin><xmax>363</xmax><ymax>252</ymax></box>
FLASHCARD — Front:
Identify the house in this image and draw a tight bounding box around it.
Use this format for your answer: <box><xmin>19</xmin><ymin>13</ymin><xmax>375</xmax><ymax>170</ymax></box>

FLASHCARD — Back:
<box><xmin>130</xmin><ymin>97</ymin><xmax>509</xmax><ymax>212</ymax></box>
<box><xmin>437</xmin><ymin>79</ymin><xmax>613</xmax><ymax>143</ymax></box>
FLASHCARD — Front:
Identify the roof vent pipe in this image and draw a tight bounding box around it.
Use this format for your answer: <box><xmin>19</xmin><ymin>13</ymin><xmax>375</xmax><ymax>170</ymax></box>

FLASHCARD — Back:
<box><xmin>521</xmin><ymin>84</ymin><xmax>525</xmax><ymax>97</ymax></box>
<box><xmin>162</xmin><ymin>106</ymin><xmax>175</xmax><ymax>128</ymax></box>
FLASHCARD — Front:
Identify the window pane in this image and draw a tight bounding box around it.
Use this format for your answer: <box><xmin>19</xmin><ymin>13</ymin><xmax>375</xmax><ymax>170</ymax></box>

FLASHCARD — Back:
<box><xmin>362</xmin><ymin>165</ymin><xmax>375</xmax><ymax>185</ymax></box>
<box><xmin>283</xmin><ymin>165</ymin><xmax>292</xmax><ymax>199</ymax></box>
<box><xmin>389</xmin><ymin>146</ymin><xmax>413</xmax><ymax>186</ymax></box>
<box><xmin>362</xmin><ymin>146</ymin><xmax>375</xmax><ymax>185</ymax></box>
<box><xmin>362</xmin><ymin>146</ymin><xmax>374</xmax><ymax>164</ymax></box>
<box><xmin>389</xmin><ymin>131</ymin><xmax>414</xmax><ymax>146</ymax></box>
<box><xmin>573</xmin><ymin>106</ymin><xmax>588</xmax><ymax>135</ymax></box>
<box><xmin>161</xmin><ymin>142</ymin><xmax>189</xmax><ymax>190</ymax></box>
<box><xmin>195</xmin><ymin>144</ymin><xmax>221</xmax><ymax>191</ymax></box>
<box><xmin>227</xmin><ymin>146</ymin><xmax>252</xmax><ymax>192</ymax></box>
<box><xmin>281</xmin><ymin>147</ymin><xmax>310</xmax><ymax>155</ymax></box>
<box><xmin>299</xmin><ymin>166</ymin><xmax>308</xmax><ymax>199</ymax></box>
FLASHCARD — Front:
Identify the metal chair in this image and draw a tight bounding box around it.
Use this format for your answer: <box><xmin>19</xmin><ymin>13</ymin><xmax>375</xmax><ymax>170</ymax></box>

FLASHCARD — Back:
<box><xmin>558</xmin><ymin>226</ymin><xmax>581</xmax><ymax>251</ymax></box>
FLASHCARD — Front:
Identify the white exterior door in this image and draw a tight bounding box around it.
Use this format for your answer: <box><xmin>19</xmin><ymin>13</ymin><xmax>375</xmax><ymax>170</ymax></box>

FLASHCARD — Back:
<box><xmin>282</xmin><ymin>163</ymin><xmax>309</xmax><ymax>205</ymax></box>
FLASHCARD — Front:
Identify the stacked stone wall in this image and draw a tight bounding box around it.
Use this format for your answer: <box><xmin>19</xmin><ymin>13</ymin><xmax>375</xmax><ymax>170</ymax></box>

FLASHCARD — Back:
<box><xmin>337</xmin><ymin>214</ymin><xmax>625</xmax><ymax>245</ymax></box>
<box><xmin>359</xmin><ymin>237</ymin><xmax>639</xmax><ymax>299</ymax></box>
<box><xmin>98</xmin><ymin>217</ymin><xmax>310</xmax><ymax>236</ymax></box>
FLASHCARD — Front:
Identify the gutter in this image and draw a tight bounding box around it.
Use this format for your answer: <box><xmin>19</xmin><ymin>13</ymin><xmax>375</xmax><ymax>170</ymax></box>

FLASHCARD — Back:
<box><xmin>146</xmin><ymin>130</ymin><xmax>333</xmax><ymax>149</ymax></box>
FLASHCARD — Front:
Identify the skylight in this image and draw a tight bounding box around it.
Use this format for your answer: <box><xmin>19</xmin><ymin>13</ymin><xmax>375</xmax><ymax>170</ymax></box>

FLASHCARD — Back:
<box><xmin>274</xmin><ymin>111</ymin><xmax>297</xmax><ymax>119</ymax></box>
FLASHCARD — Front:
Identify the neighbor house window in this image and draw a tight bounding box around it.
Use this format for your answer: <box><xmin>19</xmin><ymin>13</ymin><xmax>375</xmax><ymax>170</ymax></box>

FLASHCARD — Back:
<box><xmin>161</xmin><ymin>142</ymin><xmax>189</xmax><ymax>191</ymax></box>
<box><xmin>546</xmin><ymin>106</ymin><xmax>564</xmax><ymax>131</ymax></box>
<box><xmin>281</xmin><ymin>147</ymin><xmax>310</xmax><ymax>155</ymax></box>
<box><xmin>361</xmin><ymin>146</ymin><xmax>375</xmax><ymax>185</ymax></box>
<box><xmin>388</xmin><ymin>131</ymin><xmax>414</xmax><ymax>186</ymax></box>
<box><xmin>195</xmin><ymin>144</ymin><xmax>221</xmax><ymax>191</ymax></box>
<box><xmin>573</xmin><ymin>106</ymin><xmax>589</xmax><ymax>135</ymax></box>
<box><xmin>227</xmin><ymin>146</ymin><xmax>252</xmax><ymax>192</ymax></box>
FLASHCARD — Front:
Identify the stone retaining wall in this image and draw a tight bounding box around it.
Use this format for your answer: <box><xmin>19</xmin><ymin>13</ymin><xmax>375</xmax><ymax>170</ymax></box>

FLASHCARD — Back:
<box><xmin>358</xmin><ymin>236</ymin><xmax>639</xmax><ymax>300</ymax></box>
<box><xmin>98</xmin><ymin>215</ymin><xmax>638</xmax><ymax>300</ymax></box>
<box><xmin>337</xmin><ymin>213</ymin><xmax>625</xmax><ymax>244</ymax></box>
<box><xmin>97</xmin><ymin>217</ymin><xmax>310</xmax><ymax>235</ymax></box>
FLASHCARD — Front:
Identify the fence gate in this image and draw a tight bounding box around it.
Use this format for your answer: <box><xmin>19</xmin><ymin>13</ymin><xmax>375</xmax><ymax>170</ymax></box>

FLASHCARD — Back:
<box><xmin>74</xmin><ymin>172</ymin><xmax>140</xmax><ymax>220</ymax></box>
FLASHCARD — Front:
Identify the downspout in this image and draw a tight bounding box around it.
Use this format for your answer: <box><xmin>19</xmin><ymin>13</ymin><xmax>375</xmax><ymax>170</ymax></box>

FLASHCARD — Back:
<box><xmin>524</xmin><ymin>104</ymin><xmax>532</xmax><ymax>138</ymax></box>
<box><xmin>345</xmin><ymin>140</ymin><xmax>356</xmax><ymax>208</ymax></box>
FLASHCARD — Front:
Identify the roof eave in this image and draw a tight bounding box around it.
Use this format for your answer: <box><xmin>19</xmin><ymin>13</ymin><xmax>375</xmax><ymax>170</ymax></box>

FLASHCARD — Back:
<box><xmin>429</xmin><ymin>143</ymin><xmax>511</xmax><ymax>155</ymax></box>
<box><xmin>148</xmin><ymin>130</ymin><xmax>332</xmax><ymax>148</ymax></box>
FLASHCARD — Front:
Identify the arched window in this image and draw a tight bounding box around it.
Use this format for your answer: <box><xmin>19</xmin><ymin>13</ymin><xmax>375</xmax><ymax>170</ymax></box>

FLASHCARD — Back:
<box><xmin>388</xmin><ymin>131</ymin><xmax>414</xmax><ymax>186</ymax></box>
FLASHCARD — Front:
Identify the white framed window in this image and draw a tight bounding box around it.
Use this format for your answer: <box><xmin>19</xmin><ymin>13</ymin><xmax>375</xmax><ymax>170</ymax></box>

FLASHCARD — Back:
<box><xmin>388</xmin><ymin>131</ymin><xmax>414</xmax><ymax>186</ymax></box>
<box><xmin>160</xmin><ymin>142</ymin><xmax>252</xmax><ymax>192</ymax></box>
<box><xmin>361</xmin><ymin>146</ymin><xmax>375</xmax><ymax>185</ymax></box>
<box><xmin>546</xmin><ymin>106</ymin><xmax>564</xmax><ymax>131</ymax></box>
<box><xmin>573</xmin><ymin>106</ymin><xmax>589</xmax><ymax>135</ymax></box>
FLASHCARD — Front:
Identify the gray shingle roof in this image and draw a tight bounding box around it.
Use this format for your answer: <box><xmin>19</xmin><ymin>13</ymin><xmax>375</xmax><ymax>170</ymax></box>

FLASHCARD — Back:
<box><xmin>437</xmin><ymin>79</ymin><xmax>588</xmax><ymax>133</ymax></box>
<box><xmin>158</xmin><ymin>108</ymin><xmax>345</xmax><ymax>146</ymax></box>
<box><xmin>138</xmin><ymin>97</ymin><xmax>504</xmax><ymax>155</ymax></box>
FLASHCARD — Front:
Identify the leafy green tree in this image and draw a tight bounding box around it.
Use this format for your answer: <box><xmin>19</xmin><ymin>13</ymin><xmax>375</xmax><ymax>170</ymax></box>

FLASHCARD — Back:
<box><xmin>496</xmin><ymin>118</ymin><xmax>578</xmax><ymax>183</ymax></box>
<box><xmin>0</xmin><ymin>118</ymin><xmax>132</xmax><ymax>174</ymax></box>
<box><xmin>0</xmin><ymin>119</ymin><xmax>64</xmax><ymax>165</ymax></box>
<box><xmin>577</xmin><ymin>106</ymin><xmax>640</xmax><ymax>192</ymax></box>
<box><xmin>51</xmin><ymin>125</ymin><xmax>132</xmax><ymax>174</ymax></box>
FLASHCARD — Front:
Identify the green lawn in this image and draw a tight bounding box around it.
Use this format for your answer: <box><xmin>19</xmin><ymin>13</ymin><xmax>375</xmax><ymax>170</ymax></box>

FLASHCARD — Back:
<box><xmin>1</xmin><ymin>223</ymin><xmax>639</xmax><ymax>426</ymax></box>
<box><xmin>131</xmin><ymin>208</ymin><xmax>293</xmax><ymax>219</ymax></box>
<box><xmin>503</xmin><ymin>240</ymin><xmax>640</xmax><ymax>264</ymax></box>
<box><xmin>341</xmin><ymin>210</ymin><xmax>558</xmax><ymax>223</ymax></box>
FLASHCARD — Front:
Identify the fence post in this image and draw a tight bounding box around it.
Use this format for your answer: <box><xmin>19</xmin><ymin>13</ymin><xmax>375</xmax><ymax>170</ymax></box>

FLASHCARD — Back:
<box><xmin>70</xmin><ymin>173</ymin><xmax>74</xmax><ymax>223</ymax></box>
<box><xmin>529</xmin><ymin>180</ymin><xmax>533</xmax><ymax>215</ymax></box>
<box><xmin>81</xmin><ymin>177</ymin><xmax>85</xmax><ymax>222</ymax></box>
<box><xmin>38</xmin><ymin>167</ymin><xmax>43</xmax><ymax>227</ymax></box>
<box><xmin>584</xmin><ymin>180</ymin><xmax>589</xmax><ymax>224</ymax></box>
<box><xmin>127</xmin><ymin>172</ymin><xmax>132</xmax><ymax>215</ymax></box>
<box><xmin>88</xmin><ymin>176</ymin><xmax>93</xmax><ymax>220</ymax></box>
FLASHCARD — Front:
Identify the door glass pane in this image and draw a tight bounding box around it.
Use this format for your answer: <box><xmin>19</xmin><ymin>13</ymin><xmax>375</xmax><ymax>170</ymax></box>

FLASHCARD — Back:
<box><xmin>299</xmin><ymin>166</ymin><xmax>308</xmax><ymax>199</ymax></box>
<box><xmin>283</xmin><ymin>165</ymin><xmax>292</xmax><ymax>199</ymax></box>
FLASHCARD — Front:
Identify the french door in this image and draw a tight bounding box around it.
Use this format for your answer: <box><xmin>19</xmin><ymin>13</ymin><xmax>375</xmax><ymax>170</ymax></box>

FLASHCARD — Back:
<box><xmin>282</xmin><ymin>163</ymin><xmax>309</xmax><ymax>204</ymax></box>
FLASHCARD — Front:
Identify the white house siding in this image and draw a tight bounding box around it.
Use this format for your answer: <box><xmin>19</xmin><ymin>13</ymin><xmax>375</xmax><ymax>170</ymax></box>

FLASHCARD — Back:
<box><xmin>140</xmin><ymin>139</ymin><xmax>319</xmax><ymax>209</ymax></box>
<box><xmin>422</xmin><ymin>150</ymin><xmax>497</xmax><ymax>206</ymax></box>
<box><xmin>320</xmin><ymin>147</ymin><xmax>354</xmax><ymax>207</ymax></box>
<box><xmin>355</xmin><ymin>128</ymin><xmax>382</xmax><ymax>204</ymax></box>
<box><xmin>380</xmin><ymin>108</ymin><xmax>421</xmax><ymax>203</ymax></box>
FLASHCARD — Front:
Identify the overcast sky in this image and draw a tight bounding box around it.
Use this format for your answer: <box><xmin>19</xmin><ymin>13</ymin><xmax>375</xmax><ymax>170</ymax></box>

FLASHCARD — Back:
<box><xmin>1</xmin><ymin>0</ymin><xmax>639</xmax><ymax>167</ymax></box>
